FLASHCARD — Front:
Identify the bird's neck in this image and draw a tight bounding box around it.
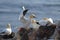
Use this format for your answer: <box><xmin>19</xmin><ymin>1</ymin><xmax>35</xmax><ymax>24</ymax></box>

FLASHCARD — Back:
<box><xmin>30</xmin><ymin>17</ymin><xmax>33</xmax><ymax>22</ymax></box>
<box><xmin>6</xmin><ymin>28</ymin><xmax>12</xmax><ymax>34</ymax></box>
<box><xmin>21</xmin><ymin>15</ymin><xmax>24</xmax><ymax>17</ymax></box>
<box><xmin>29</xmin><ymin>16</ymin><xmax>33</xmax><ymax>20</ymax></box>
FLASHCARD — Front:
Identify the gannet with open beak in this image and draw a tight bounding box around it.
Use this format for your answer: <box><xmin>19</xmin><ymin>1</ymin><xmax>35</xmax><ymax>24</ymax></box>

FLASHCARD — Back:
<box><xmin>47</xmin><ymin>18</ymin><xmax>53</xmax><ymax>24</ymax></box>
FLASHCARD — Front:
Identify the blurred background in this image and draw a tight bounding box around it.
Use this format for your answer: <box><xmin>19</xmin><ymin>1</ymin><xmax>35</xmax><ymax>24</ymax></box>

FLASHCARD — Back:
<box><xmin>0</xmin><ymin>0</ymin><xmax>60</xmax><ymax>32</ymax></box>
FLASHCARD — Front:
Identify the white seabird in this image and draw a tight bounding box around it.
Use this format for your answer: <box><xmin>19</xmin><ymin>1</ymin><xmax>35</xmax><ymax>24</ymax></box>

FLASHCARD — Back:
<box><xmin>39</xmin><ymin>18</ymin><xmax>54</xmax><ymax>26</ymax></box>
<box><xmin>38</xmin><ymin>18</ymin><xmax>56</xmax><ymax>40</ymax></box>
<box><xmin>0</xmin><ymin>23</ymin><xmax>12</xmax><ymax>35</ymax></box>
<box><xmin>19</xmin><ymin>6</ymin><xmax>36</xmax><ymax>28</ymax></box>
<box><xmin>31</xmin><ymin>19</ymin><xmax>40</xmax><ymax>29</ymax></box>
<box><xmin>0</xmin><ymin>23</ymin><xmax>15</xmax><ymax>39</ymax></box>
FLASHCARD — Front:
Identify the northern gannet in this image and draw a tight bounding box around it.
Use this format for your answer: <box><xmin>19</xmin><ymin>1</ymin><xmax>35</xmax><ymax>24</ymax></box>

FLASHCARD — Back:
<box><xmin>0</xmin><ymin>23</ymin><xmax>12</xmax><ymax>35</ymax></box>
<box><xmin>0</xmin><ymin>23</ymin><xmax>15</xmax><ymax>39</ymax></box>
<box><xmin>31</xmin><ymin>19</ymin><xmax>40</xmax><ymax>29</ymax></box>
<box><xmin>39</xmin><ymin>18</ymin><xmax>54</xmax><ymax>26</ymax></box>
<box><xmin>38</xmin><ymin>18</ymin><xmax>56</xmax><ymax>40</ymax></box>
<box><xmin>19</xmin><ymin>6</ymin><xmax>36</xmax><ymax>28</ymax></box>
<box><xmin>19</xmin><ymin>6</ymin><xmax>29</xmax><ymax>28</ymax></box>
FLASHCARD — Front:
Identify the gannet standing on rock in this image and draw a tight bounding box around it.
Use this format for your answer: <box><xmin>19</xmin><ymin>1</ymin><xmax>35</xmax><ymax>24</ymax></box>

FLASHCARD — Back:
<box><xmin>39</xmin><ymin>18</ymin><xmax>54</xmax><ymax>26</ymax></box>
<box><xmin>38</xmin><ymin>18</ymin><xmax>56</xmax><ymax>40</ymax></box>
<box><xmin>0</xmin><ymin>23</ymin><xmax>15</xmax><ymax>39</ymax></box>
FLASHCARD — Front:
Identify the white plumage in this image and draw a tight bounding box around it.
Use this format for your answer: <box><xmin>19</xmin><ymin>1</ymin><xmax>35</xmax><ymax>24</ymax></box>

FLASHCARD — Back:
<box><xmin>22</xmin><ymin>6</ymin><xmax>26</xmax><ymax>10</ymax></box>
<box><xmin>19</xmin><ymin>6</ymin><xmax>37</xmax><ymax>28</ymax></box>
<box><xmin>48</xmin><ymin>18</ymin><xmax>53</xmax><ymax>23</ymax></box>
<box><xmin>39</xmin><ymin>18</ymin><xmax>54</xmax><ymax>26</ymax></box>
<box><xmin>31</xmin><ymin>20</ymin><xmax>40</xmax><ymax>29</ymax></box>
<box><xmin>0</xmin><ymin>23</ymin><xmax>12</xmax><ymax>35</ymax></box>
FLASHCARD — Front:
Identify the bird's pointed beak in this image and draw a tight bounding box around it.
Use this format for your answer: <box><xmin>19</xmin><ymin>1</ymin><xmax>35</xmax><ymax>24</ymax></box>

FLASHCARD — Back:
<box><xmin>31</xmin><ymin>14</ymin><xmax>36</xmax><ymax>18</ymax></box>
<box><xmin>33</xmin><ymin>16</ymin><xmax>36</xmax><ymax>18</ymax></box>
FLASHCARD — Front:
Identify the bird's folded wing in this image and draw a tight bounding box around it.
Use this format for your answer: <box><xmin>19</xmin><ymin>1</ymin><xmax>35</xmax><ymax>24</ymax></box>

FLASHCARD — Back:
<box><xmin>0</xmin><ymin>32</ymin><xmax>6</xmax><ymax>35</ymax></box>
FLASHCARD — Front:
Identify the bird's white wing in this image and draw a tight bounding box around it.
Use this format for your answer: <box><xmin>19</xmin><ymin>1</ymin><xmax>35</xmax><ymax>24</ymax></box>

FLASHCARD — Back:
<box><xmin>48</xmin><ymin>18</ymin><xmax>53</xmax><ymax>23</ymax></box>
<box><xmin>32</xmin><ymin>22</ymin><xmax>40</xmax><ymax>29</ymax></box>
<box><xmin>0</xmin><ymin>29</ymin><xmax>7</xmax><ymax>35</ymax></box>
<box><xmin>39</xmin><ymin>20</ymin><xmax>48</xmax><ymax>26</ymax></box>
<box><xmin>22</xmin><ymin>6</ymin><xmax>26</xmax><ymax>10</ymax></box>
<box><xmin>20</xmin><ymin>16</ymin><xmax>29</xmax><ymax>24</ymax></box>
<box><xmin>20</xmin><ymin>17</ymin><xmax>31</xmax><ymax>28</ymax></box>
<box><xmin>18</xmin><ymin>12</ymin><xmax>23</xmax><ymax>21</ymax></box>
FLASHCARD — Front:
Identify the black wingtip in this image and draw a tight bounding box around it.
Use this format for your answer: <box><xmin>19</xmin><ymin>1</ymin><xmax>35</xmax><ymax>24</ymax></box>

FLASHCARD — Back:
<box><xmin>23</xmin><ymin>9</ymin><xmax>29</xmax><ymax>16</ymax></box>
<box><xmin>36</xmin><ymin>22</ymin><xmax>40</xmax><ymax>25</ymax></box>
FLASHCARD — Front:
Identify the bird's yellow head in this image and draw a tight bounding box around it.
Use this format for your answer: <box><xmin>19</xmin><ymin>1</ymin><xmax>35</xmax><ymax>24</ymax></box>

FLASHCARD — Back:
<box><xmin>6</xmin><ymin>23</ymin><xmax>11</xmax><ymax>28</ymax></box>
<box><xmin>30</xmin><ymin>14</ymin><xmax>36</xmax><ymax>19</ymax></box>
<box><xmin>43</xmin><ymin>18</ymin><xmax>53</xmax><ymax>23</ymax></box>
<box><xmin>32</xmin><ymin>20</ymin><xmax>36</xmax><ymax>23</ymax></box>
<box><xmin>43</xmin><ymin>18</ymin><xmax>48</xmax><ymax>20</ymax></box>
